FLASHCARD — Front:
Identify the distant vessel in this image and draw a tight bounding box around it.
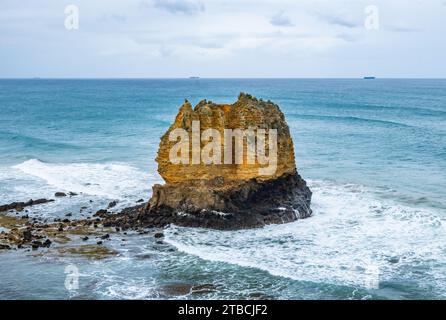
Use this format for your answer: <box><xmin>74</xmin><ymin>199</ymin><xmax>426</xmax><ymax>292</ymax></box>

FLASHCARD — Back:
<box><xmin>189</xmin><ymin>76</ymin><xmax>200</xmax><ymax>79</ymax></box>
<box><xmin>363</xmin><ymin>76</ymin><xmax>376</xmax><ymax>80</ymax></box>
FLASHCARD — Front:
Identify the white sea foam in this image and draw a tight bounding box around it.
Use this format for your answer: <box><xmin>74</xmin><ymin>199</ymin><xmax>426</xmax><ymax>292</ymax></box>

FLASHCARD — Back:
<box><xmin>164</xmin><ymin>180</ymin><xmax>446</xmax><ymax>293</ymax></box>
<box><xmin>12</xmin><ymin>159</ymin><xmax>160</xmax><ymax>199</ymax></box>
<box><xmin>103</xmin><ymin>277</ymin><xmax>160</xmax><ymax>300</ymax></box>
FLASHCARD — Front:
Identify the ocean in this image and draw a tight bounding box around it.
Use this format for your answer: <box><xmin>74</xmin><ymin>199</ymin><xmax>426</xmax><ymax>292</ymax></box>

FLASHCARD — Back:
<box><xmin>0</xmin><ymin>79</ymin><xmax>445</xmax><ymax>299</ymax></box>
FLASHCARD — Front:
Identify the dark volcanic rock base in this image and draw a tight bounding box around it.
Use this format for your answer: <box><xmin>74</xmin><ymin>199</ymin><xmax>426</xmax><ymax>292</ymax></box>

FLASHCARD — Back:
<box><xmin>103</xmin><ymin>173</ymin><xmax>312</xmax><ymax>231</ymax></box>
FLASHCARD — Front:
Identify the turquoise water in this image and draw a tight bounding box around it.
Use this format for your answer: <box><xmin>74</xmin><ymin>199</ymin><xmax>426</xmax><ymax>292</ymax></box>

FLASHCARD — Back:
<box><xmin>0</xmin><ymin>79</ymin><xmax>445</xmax><ymax>299</ymax></box>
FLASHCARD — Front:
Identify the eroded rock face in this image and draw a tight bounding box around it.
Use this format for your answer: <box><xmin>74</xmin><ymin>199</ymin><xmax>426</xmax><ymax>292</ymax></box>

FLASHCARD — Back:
<box><xmin>146</xmin><ymin>93</ymin><xmax>312</xmax><ymax>230</ymax></box>
<box><xmin>156</xmin><ymin>93</ymin><xmax>296</xmax><ymax>183</ymax></box>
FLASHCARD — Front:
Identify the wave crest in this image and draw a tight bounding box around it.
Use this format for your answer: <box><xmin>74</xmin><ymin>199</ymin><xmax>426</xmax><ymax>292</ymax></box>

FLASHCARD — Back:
<box><xmin>13</xmin><ymin>159</ymin><xmax>159</xmax><ymax>199</ymax></box>
<box><xmin>164</xmin><ymin>180</ymin><xmax>446</xmax><ymax>293</ymax></box>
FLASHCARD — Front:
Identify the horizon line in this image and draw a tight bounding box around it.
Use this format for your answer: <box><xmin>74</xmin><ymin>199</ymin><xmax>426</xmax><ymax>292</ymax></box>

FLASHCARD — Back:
<box><xmin>1</xmin><ymin>77</ymin><xmax>446</xmax><ymax>80</ymax></box>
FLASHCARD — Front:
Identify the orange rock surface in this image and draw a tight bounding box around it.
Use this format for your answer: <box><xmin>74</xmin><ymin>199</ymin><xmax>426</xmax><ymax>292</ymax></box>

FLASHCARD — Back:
<box><xmin>156</xmin><ymin>93</ymin><xmax>297</xmax><ymax>184</ymax></box>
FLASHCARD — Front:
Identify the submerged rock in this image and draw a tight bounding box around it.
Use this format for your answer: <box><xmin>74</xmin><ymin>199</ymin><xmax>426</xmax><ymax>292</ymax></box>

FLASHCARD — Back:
<box><xmin>22</xmin><ymin>229</ymin><xmax>33</xmax><ymax>242</ymax></box>
<box><xmin>142</xmin><ymin>93</ymin><xmax>312</xmax><ymax>230</ymax></box>
<box><xmin>191</xmin><ymin>284</ymin><xmax>218</xmax><ymax>294</ymax></box>
<box><xmin>0</xmin><ymin>198</ymin><xmax>54</xmax><ymax>213</ymax></box>
<box><xmin>57</xmin><ymin>244</ymin><xmax>117</xmax><ymax>259</ymax></box>
<box><xmin>107</xmin><ymin>201</ymin><xmax>117</xmax><ymax>209</ymax></box>
<box><xmin>0</xmin><ymin>202</ymin><xmax>115</xmax><ymax>251</ymax></box>
<box><xmin>55</xmin><ymin>192</ymin><xmax>67</xmax><ymax>197</ymax></box>
<box><xmin>154</xmin><ymin>232</ymin><xmax>164</xmax><ymax>238</ymax></box>
<box><xmin>161</xmin><ymin>283</ymin><xmax>217</xmax><ymax>297</ymax></box>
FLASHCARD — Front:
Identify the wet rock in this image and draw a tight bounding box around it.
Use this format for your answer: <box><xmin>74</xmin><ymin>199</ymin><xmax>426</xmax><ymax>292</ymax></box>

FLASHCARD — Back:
<box><xmin>96</xmin><ymin>241</ymin><xmax>103</xmax><ymax>245</ymax></box>
<box><xmin>58</xmin><ymin>245</ymin><xmax>117</xmax><ymax>260</ymax></box>
<box><xmin>135</xmin><ymin>253</ymin><xmax>152</xmax><ymax>260</ymax></box>
<box><xmin>82</xmin><ymin>236</ymin><xmax>89</xmax><ymax>241</ymax></box>
<box><xmin>68</xmin><ymin>192</ymin><xmax>78</xmax><ymax>196</ymax></box>
<box><xmin>0</xmin><ymin>198</ymin><xmax>54</xmax><ymax>213</ymax></box>
<box><xmin>42</xmin><ymin>239</ymin><xmax>52</xmax><ymax>248</ymax></box>
<box><xmin>388</xmin><ymin>256</ymin><xmax>400</xmax><ymax>264</ymax></box>
<box><xmin>65</xmin><ymin>213</ymin><xmax>72</xmax><ymax>217</ymax></box>
<box><xmin>22</xmin><ymin>229</ymin><xmax>32</xmax><ymax>242</ymax></box>
<box><xmin>107</xmin><ymin>201</ymin><xmax>117</xmax><ymax>209</ymax></box>
<box><xmin>248</xmin><ymin>292</ymin><xmax>272</xmax><ymax>300</ymax></box>
<box><xmin>0</xmin><ymin>244</ymin><xmax>11</xmax><ymax>250</ymax></box>
<box><xmin>161</xmin><ymin>283</ymin><xmax>216</xmax><ymax>296</ymax></box>
<box><xmin>154</xmin><ymin>232</ymin><xmax>164</xmax><ymax>238</ymax></box>
<box><xmin>31</xmin><ymin>241</ymin><xmax>42</xmax><ymax>249</ymax></box>
<box><xmin>55</xmin><ymin>192</ymin><xmax>67</xmax><ymax>197</ymax></box>
<box><xmin>136</xmin><ymin>199</ymin><xmax>144</xmax><ymax>203</ymax></box>
<box><xmin>94</xmin><ymin>209</ymin><xmax>108</xmax><ymax>218</ymax></box>
<box><xmin>191</xmin><ymin>284</ymin><xmax>217</xmax><ymax>294</ymax></box>
<box><xmin>100</xmin><ymin>234</ymin><xmax>110</xmax><ymax>240</ymax></box>
<box><xmin>162</xmin><ymin>284</ymin><xmax>193</xmax><ymax>296</ymax></box>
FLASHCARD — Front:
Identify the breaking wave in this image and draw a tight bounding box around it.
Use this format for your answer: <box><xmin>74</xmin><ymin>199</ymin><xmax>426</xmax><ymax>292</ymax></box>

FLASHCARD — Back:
<box><xmin>12</xmin><ymin>159</ymin><xmax>159</xmax><ymax>199</ymax></box>
<box><xmin>165</xmin><ymin>180</ymin><xmax>446</xmax><ymax>295</ymax></box>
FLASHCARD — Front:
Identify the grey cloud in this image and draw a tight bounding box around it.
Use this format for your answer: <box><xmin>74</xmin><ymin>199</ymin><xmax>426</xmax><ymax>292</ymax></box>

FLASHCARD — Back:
<box><xmin>130</xmin><ymin>30</ymin><xmax>324</xmax><ymax>62</ymax></box>
<box><xmin>152</xmin><ymin>0</ymin><xmax>204</xmax><ymax>15</ymax></box>
<box><xmin>134</xmin><ymin>31</ymin><xmax>311</xmax><ymax>51</ymax></box>
<box><xmin>97</xmin><ymin>13</ymin><xmax>127</xmax><ymax>23</ymax></box>
<box><xmin>134</xmin><ymin>32</ymin><xmax>234</xmax><ymax>47</ymax></box>
<box><xmin>317</xmin><ymin>14</ymin><xmax>360</xmax><ymax>28</ymax></box>
<box><xmin>270</xmin><ymin>11</ymin><xmax>293</xmax><ymax>27</ymax></box>
<box><xmin>387</xmin><ymin>25</ymin><xmax>419</xmax><ymax>33</ymax></box>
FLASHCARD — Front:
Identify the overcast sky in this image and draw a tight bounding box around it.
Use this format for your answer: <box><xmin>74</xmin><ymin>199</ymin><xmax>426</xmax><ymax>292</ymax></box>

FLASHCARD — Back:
<box><xmin>1</xmin><ymin>0</ymin><xmax>445</xmax><ymax>78</ymax></box>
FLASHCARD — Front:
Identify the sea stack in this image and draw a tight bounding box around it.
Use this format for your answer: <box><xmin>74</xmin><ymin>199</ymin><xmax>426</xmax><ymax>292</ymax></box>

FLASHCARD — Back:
<box><xmin>145</xmin><ymin>93</ymin><xmax>312</xmax><ymax>230</ymax></box>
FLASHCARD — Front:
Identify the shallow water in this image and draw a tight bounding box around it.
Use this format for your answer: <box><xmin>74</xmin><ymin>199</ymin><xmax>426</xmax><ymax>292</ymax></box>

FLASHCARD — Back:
<box><xmin>0</xmin><ymin>79</ymin><xmax>445</xmax><ymax>299</ymax></box>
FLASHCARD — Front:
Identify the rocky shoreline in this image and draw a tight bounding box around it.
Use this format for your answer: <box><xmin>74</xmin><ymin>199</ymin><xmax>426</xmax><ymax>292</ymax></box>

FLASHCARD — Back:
<box><xmin>0</xmin><ymin>194</ymin><xmax>135</xmax><ymax>252</ymax></box>
<box><xmin>0</xmin><ymin>198</ymin><xmax>54</xmax><ymax>213</ymax></box>
<box><xmin>1</xmin><ymin>93</ymin><xmax>312</xmax><ymax>252</ymax></box>
<box><xmin>0</xmin><ymin>175</ymin><xmax>311</xmax><ymax>251</ymax></box>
